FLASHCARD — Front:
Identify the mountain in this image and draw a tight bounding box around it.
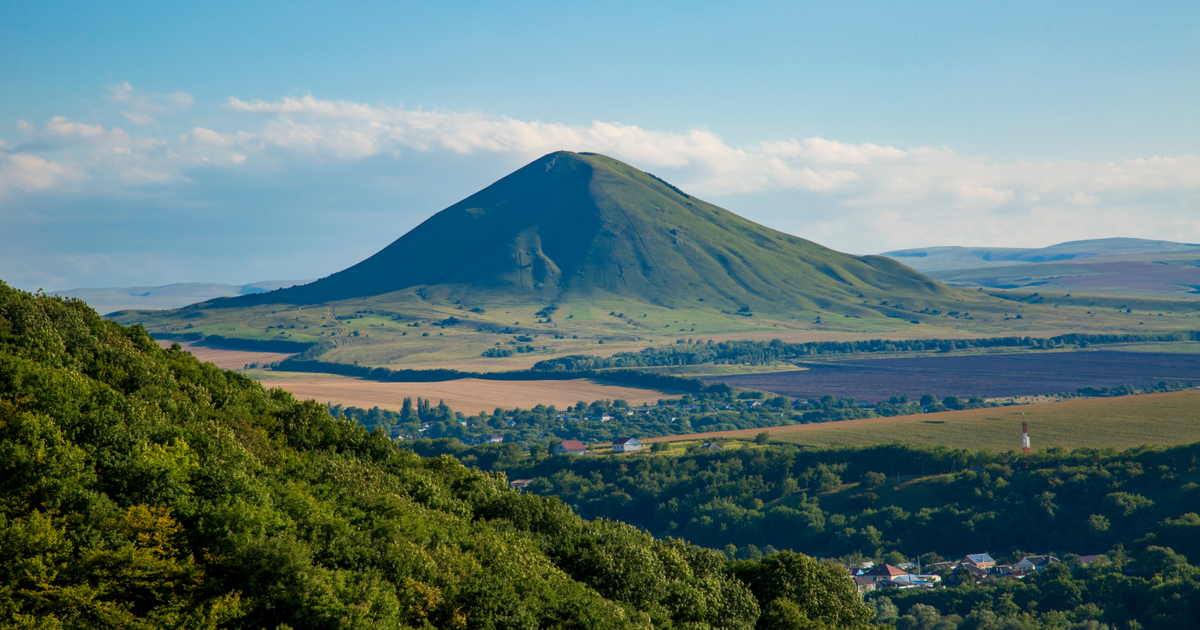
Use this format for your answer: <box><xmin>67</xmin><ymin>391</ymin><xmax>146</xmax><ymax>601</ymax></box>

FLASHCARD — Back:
<box><xmin>54</xmin><ymin>279</ymin><xmax>313</xmax><ymax>314</ymax></box>
<box><xmin>883</xmin><ymin>239</ymin><xmax>1200</xmax><ymax>298</ymax></box>
<box><xmin>217</xmin><ymin>151</ymin><xmax>948</xmax><ymax>312</ymax></box>
<box><xmin>883</xmin><ymin>238</ymin><xmax>1200</xmax><ymax>273</ymax></box>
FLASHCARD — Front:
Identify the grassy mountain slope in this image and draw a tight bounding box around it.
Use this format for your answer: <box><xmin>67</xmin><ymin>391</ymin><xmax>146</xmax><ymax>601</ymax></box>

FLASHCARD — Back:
<box><xmin>196</xmin><ymin>151</ymin><xmax>949</xmax><ymax>312</ymax></box>
<box><xmin>0</xmin><ymin>281</ymin><xmax>875</xmax><ymax>629</ymax></box>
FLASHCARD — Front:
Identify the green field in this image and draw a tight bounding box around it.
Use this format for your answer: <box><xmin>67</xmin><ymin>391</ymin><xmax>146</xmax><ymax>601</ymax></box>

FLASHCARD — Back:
<box><xmin>645</xmin><ymin>389</ymin><xmax>1200</xmax><ymax>452</ymax></box>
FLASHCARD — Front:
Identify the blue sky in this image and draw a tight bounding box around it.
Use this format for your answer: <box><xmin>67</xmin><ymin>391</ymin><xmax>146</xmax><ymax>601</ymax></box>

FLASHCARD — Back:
<box><xmin>2</xmin><ymin>0</ymin><xmax>1198</xmax><ymax>291</ymax></box>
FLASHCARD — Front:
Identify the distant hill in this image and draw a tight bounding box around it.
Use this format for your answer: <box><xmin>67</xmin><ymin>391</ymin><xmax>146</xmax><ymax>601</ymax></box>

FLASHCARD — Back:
<box><xmin>883</xmin><ymin>238</ymin><xmax>1200</xmax><ymax>298</ymax></box>
<box><xmin>211</xmin><ymin>151</ymin><xmax>948</xmax><ymax>311</ymax></box>
<box><xmin>55</xmin><ymin>279</ymin><xmax>313</xmax><ymax>314</ymax></box>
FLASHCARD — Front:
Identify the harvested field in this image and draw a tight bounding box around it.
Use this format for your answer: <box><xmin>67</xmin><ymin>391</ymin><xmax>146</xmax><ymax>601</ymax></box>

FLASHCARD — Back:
<box><xmin>262</xmin><ymin>375</ymin><xmax>675</xmax><ymax>414</ymax></box>
<box><xmin>702</xmin><ymin>350</ymin><xmax>1200</xmax><ymax>401</ymax></box>
<box><xmin>155</xmin><ymin>340</ymin><xmax>297</xmax><ymax>370</ymax></box>
<box><xmin>644</xmin><ymin>389</ymin><xmax>1200</xmax><ymax>451</ymax></box>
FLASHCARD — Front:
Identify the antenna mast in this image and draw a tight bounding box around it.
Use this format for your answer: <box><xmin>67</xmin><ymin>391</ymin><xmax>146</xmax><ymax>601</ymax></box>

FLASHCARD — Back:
<box><xmin>1021</xmin><ymin>416</ymin><xmax>1031</xmax><ymax>455</ymax></box>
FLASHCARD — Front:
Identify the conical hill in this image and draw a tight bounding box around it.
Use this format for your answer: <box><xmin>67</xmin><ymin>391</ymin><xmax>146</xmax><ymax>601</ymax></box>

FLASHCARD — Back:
<box><xmin>225</xmin><ymin>151</ymin><xmax>947</xmax><ymax>312</ymax></box>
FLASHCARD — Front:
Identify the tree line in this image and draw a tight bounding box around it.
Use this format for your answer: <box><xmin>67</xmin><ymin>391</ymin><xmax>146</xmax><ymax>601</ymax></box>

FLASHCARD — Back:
<box><xmin>531</xmin><ymin>332</ymin><xmax>1200</xmax><ymax>371</ymax></box>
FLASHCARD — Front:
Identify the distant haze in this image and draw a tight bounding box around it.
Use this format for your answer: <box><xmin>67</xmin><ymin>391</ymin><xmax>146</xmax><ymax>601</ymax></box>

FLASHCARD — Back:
<box><xmin>56</xmin><ymin>280</ymin><xmax>313</xmax><ymax>315</ymax></box>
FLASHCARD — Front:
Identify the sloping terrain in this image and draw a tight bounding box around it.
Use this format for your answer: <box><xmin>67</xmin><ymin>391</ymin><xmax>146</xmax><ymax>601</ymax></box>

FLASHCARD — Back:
<box><xmin>883</xmin><ymin>237</ymin><xmax>1200</xmax><ymax>273</ymax></box>
<box><xmin>884</xmin><ymin>238</ymin><xmax>1200</xmax><ymax>298</ymax></box>
<box><xmin>202</xmin><ymin>151</ymin><xmax>949</xmax><ymax>312</ymax></box>
<box><xmin>0</xmin><ymin>281</ymin><xmax>875</xmax><ymax>629</ymax></box>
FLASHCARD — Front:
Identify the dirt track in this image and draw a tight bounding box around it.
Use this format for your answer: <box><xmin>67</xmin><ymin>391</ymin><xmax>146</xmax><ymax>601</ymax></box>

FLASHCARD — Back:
<box><xmin>262</xmin><ymin>376</ymin><xmax>673</xmax><ymax>414</ymax></box>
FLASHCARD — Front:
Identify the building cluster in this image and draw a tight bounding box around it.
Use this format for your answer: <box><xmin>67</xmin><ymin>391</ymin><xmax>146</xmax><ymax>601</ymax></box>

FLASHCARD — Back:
<box><xmin>850</xmin><ymin>552</ymin><xmax>1107</xmax><ymax>593</ymax></box>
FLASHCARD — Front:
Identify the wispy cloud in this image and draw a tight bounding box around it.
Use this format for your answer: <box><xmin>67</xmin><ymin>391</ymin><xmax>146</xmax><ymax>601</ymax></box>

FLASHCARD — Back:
<box><xmin>106</xmin><ymin>82</ymin><xmax>194</xmax><ymax>125</ymax></box>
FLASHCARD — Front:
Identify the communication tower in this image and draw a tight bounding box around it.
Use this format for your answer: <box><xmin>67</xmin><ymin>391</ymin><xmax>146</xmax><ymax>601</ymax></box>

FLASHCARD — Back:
<box><xmin>1021</xmin><ymin>418</ymin><xmax>1031</xmax><ymax>455</ymax></box>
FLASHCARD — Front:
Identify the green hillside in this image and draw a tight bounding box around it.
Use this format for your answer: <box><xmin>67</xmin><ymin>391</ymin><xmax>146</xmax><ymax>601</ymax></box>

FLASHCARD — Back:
<box><xmin>0</xmin><ymin>281</ymin><xmax>876</xmax><ymax>629</ymax></box>
<box><xmin>209</xmin><ymin>151</ymin><xmax>948</xmax><ymax>311</ymax></box>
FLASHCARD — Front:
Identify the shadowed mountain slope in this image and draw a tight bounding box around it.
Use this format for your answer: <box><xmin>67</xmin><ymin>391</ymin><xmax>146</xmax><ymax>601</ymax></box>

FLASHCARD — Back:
<box><xmin>222</xmin><ymin>151</ymin><xmax>948</xmax><ymax>311</ymax></box>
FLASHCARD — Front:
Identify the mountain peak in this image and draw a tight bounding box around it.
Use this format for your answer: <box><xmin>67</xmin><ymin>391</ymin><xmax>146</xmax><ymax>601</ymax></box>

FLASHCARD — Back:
<box><xmin>212</xmin><ymin>152</ymin><xmax>947</xmax><ymax>311</ymax></box>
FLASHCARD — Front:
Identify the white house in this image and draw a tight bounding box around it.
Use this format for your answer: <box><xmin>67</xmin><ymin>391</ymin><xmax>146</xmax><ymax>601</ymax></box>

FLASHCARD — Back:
<box><xmin>612</xmin><ymin>438</ymin><xmax>643</xmax><ymax>453</ymax></box>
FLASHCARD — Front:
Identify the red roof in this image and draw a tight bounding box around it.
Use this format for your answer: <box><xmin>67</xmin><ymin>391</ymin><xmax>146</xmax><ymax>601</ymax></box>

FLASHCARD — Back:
<box><xmin>613</xmin><ymin>438</ymin><xmax>639</xmax><ymax>445</ymax></box>
<box><xmin>557</xmin><ymin>440</ymin><xmax>587</xmax><ymax>451</ymax></box>
<box><xmin>863</xmin><ymin>564</ymin><xmax>908</xmax><ymax>578</ymax></box>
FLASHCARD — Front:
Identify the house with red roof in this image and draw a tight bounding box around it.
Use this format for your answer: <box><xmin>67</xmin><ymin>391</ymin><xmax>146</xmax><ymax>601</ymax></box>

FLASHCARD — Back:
<box><xmin>553</xmin><ymin>440</ymin><xmax>588</xmax><ymax>455</ymax></box>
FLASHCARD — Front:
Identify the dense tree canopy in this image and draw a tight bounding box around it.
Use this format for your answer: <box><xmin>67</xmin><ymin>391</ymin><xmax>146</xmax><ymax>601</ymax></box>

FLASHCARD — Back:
<box><xmin>0</xmin><ymin>282</ymin><xmax>873</xmax><ymax>629</ymax></box>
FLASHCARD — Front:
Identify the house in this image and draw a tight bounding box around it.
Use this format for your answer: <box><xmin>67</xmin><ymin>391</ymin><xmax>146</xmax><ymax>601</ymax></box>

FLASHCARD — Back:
<box><xmin>612</xmin><ymin>438</ymin><xmax>643</xmax><ymax>453</ymax></box>
<box><xmin>1078</xmin><ymin>554</ymin><xmax>1107</xmax><ymax>567</ymax></box>
<box><xmin>861</xmin><ymin>564</ymin><xmax>908</xmax><ymax>582</ymax></box>
<box><xmin>852</xmin><ymin>576</ymin><xmax>878</xmax><ymax>594</ymax></box>
<box><xmin>588</xmin><ymin>413</ymin><xmax>614</xmax><ymax>422</ymax></box>
<box><xmin>1014</xmin><ymin>555</ymin><xmax>1058</xmax><ymax>573</ymax></box>
<box><xmin>509</xmin><ymin>479</ymin><xmax>532</xmax><ymax>491</ymax></box>
<box><xmin>887</xmin><ymin>574</ymin><xmax>936</xmax><ymax>587</ymax></box>
<box><xmin>961</xmin><ymin>564</ymin><xmax>991</xmax><ymax>580</ymax></box>
<box><xmin>962</xmin><ymin>553</ymin><xmax>996</xmax><ymax>570</ymax></box>
<box><xmin>553</xmin><ymin>440</ymin><xmax>588</xmax><ymax>455</ymax></box>
<box><xmin>701</xmin><ymin>442</ymin><xmax>723</xmax><ymax>452</ymax></box>
<box><xmin>488</xmin><ymin>435</ymin><xmax>504</xmax><ymax>444</ymax></box>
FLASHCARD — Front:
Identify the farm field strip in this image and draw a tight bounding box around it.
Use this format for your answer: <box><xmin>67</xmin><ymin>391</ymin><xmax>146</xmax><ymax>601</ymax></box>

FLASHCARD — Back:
<box><xmin>154</xmin><ymin>340</ymin><xmax>297</xmax><ymax>370</ymax></box>
<box><xmin>642</xmin><ymin>389</ymin><xmax>1200</xmax><ymax>452</ymax></box>
<box><xmin>704</xmin><ymin>350</ymin><xmax>1200</xmax><ymax>400</ymax></box>
<box><xmin>260</xmin><ymin>375</ymin><xmax>674</xmax><ymax>414</ymax></box>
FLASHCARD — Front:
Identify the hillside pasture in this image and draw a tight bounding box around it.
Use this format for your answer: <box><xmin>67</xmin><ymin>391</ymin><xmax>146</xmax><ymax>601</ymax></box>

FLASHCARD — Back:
<box><xmin>642</xmin><ymin>389</ymin><xmax>1200</xmax><ymax>451</ymax></box>
<box><xmin>261</xmin><ymin>375</ymin><xmax>675</xmax><ymax>414</ymax></box>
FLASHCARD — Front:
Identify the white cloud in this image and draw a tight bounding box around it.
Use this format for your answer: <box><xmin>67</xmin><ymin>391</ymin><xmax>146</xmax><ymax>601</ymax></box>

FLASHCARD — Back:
<box><xmin>4</xmin><ymin>91</ymin><xmax>1200</xmax><ymax>253</ymax></box>
<box><xmin>0</xmin><ymin>153</ymin><xmax>74</xmax><ymax>195</ymax></box>
<box><xmin>106</xmin><ymin>82</ymin><xmax>194</xmax><ymax>125</ymax></box>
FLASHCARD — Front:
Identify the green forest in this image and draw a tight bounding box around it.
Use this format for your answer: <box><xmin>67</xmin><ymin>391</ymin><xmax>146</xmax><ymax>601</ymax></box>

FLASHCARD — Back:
<box><xmin>0</xmin><ymin>282</ymin><xmax>879</xmax><ymax>628</ymax></box>
<box><xmin>406</xmin><ymin>439</ymin><xmax>1200</xmax><ymax>628</ymax></box>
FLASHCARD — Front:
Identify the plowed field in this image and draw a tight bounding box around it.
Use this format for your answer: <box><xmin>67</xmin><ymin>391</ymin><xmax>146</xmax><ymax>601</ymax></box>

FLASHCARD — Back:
<box><xmin>702</xmin><ymin>350</ymin><xmax>1200</xmax><ymax>401</ymax></box>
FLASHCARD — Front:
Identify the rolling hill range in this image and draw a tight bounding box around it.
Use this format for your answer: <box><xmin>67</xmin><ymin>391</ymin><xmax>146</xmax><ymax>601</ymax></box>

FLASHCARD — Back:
<box><xmin>114</xmin><ymin>152</ymin><xmax>1200</xmax><ymax>370</ymax></box>
<box><xmin>53</xmin><ymin>279</ymin><xmax>313</xmax><ymax>314</ymax></box>
<box><xmin>884</xmin><ymin>238</ymin><xmax>1200</xmax><ymax>298</ymax></box>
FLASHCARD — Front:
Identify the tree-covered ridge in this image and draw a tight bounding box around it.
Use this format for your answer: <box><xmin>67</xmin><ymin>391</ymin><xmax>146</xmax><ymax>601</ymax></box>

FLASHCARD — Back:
<box><xmin>409</xmin><ymin>440</ymin><xmax>1200</xmax><ymax>628</ymax></box>
<box><xmin>0</xmin><ymin>282</ymin><xmax>874</xmax><ymax>629</ymax></box>
<box><xmin>413</xmin><ymin>440</ymin><xmax>1200</xmax><ymax>563</ymax></box>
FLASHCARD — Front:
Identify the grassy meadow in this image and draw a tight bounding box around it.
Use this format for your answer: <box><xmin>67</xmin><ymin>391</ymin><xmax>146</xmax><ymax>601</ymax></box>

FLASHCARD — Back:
<box><xmin>643</xmin><ymin>389</ymin><xmax>1200</xmax><ymax>452</ymax></box>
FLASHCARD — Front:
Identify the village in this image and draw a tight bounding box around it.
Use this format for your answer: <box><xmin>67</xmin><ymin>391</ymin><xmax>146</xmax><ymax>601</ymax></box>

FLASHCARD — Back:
<box><xmin>849</xmin><ymin>552</ymin><xmax>1109</xmax><ymax>593</ymax></box>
